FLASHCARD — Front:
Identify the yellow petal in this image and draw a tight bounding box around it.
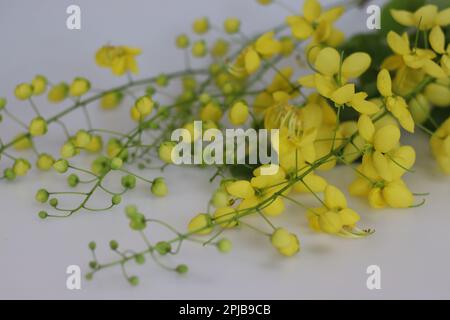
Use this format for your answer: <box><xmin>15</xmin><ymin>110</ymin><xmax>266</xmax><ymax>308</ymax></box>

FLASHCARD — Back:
<box><xmin>382</xmin><ymin>180</ymin><xmax>413</xmax><ymax>208</ymax></box>
<box><xmin>381</xmin><ymin>55</ymin><xmax>405</xmax><ymax>70</ymax></box>
<box><xmin>357</xmin><ymin>114</ymin><xmax>375</xmax><ymax>142</ymax></box>
<box><xmin>437</xmin><ymin>8</ymin><xmax>450</xmax><ymax>26</ymax></box>
<box><xmin>390</xmin><ymin>9</ymin><xmax>415</xmax><ymax>27</ymax></box>
<box><xmin>429</xmin><ymin>26</ymin><xmax>445</xmax><ymax>54</ymax></box>
<box><xmin>330</xmin><ymin>83</ymin><xmax>355</xmax><ymax>105</ymax></box>
<box><xmin>297</xmin><ymin>74</ymin><xmax>316</xmax><ymax>87</ymax></box>
<box><xmin>389</xmin><ymin>145</ymin><xmax>416</xmax><ymax>180</ymax></box>
<box><xmin>414</xmin><ymin>5</ymin><xmax>438</xmax><ymax>30</ymax></box>
<box><xmin>226</xmin><ymin>180</ymin><xmax>255</xmax><ymax>199</ymax></box>
<box><xmin>377</xmin><ymin>69</ymin><xmax>392</xmax><ymax>97</ymax></box>
<box><xmin>387</xmin><ymin>31</ymin><xmax>411</xmax><ymax>55</ymax></box>
<box><xmin>245</xmin><ymin>48</ymin><xmax>261</xmax><ymax>74</ymax></box>
<box><xmin>373</xmin><ymin>124</ymin><xmax>400</xmax><ymax>153</ymax></box>
<box><xmin>339</xmin><ymin>208</ymin><xmax>360</xmax><ymax>225</ymax></box>
<box><xmin>423</xmin><ymin>59</ymin><xmax>447</xmax><ymax>79</ymax></box>
<box><xmin>318</xmin><ymin>6</ymin><xmax>344</xmax><ymax>23</ymax></box>
<box><xmin>286</xmin><ymin>16</ymin><xmax>313</xmax><ymax>40</ymax></box>
<box><xmin>349</xmin><ymin>177</ymin><xmax>371</xmax><ymax>197</ymax></box>
<box><xmin>342</xmin><ymin>52</ymin><xmax>371</xmax><ymax>79</ymax></box>
<box><xmin>350</xmin><ymin>97</ymin><xmax>379</xmax><ymax>115</ymax></box>
<box><xmin>303</xmin><ymin>0</ymin><xmax>321</xmax><ymax>23</ymax></box>
<box><xmin>368</xmin><ymin>187</ymin><xmax>386</xmax><ymax>209</ymax></box>
<box><xmin>314</xmin><ymin>47</ymin><xmax>341</xmax><ymax>76</ymax></box>
<box><xmin>314</xmin><ymin>74</ymin><xmax>337</xmax><ymax>98</ymax></box>
<box><xmin>318</xmin><ymin>211</ymin><xmax>343</xmax><ymax>234</ymax></box>
<box><xmin>372</xmin><ymin>151</ymin><xmax>392</xmax><ymax>181</ymax></box>
<box><xmin>324</xmin><ymin>185</ymin><xmax>347</xmax><ymax>209</ymax></box>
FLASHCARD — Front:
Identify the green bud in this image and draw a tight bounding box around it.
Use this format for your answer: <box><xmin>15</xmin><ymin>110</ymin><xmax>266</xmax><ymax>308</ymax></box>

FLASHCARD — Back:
<box><xmin>109</xmin><ymin>240</ymin><xmax>119</xmax><ymax>250</ymax></box>
<box><xmin>121</xmin><ymin>175</ymin><xmax>136</xmax><ymax>189</ymax></box>
<box><xmin>49</xmin><ymin>198</ymin><xmax>58</xmax><ymax>207</ymax></box>
<box><xmin>125</xmin><ymin>205</ymin><xmax>138</xmax><ymax>218</ymax></box>
<box><xmin>145</xmin><ymin>86</ymin><xmax>156</xmax><ymax>96</ymax></box>
<box><xmin>85</xmin><ymin>273</ymin><xmax>93</xmax><ymax>281</ymax></box>
<box><xmin>134</xmin><ymin>254</ymin><xmax>145</xmax><ymax>265</ymax></box>
<box><xmin>199</xmin><ymin>93</ymin><xmax>211</xmax><ymax>104</ymax></box>
<box><xmin>156</xmin><ymin>74</ymin><xmax>169</xmax><ymax>87</ymax></box>
<box><xmin>67</xmin><ymin>174</ymin><xmax>79</xmax><ymax>187</ymax></box>
<box><xmin>89</xmin><ymin>261</ymin><xmax>98</xmax><ymax>269</ymax></box>
<box><xmin>155</xmin><ymin>241</ymin><xmax>172</xmax><ymax>255</ymax></box>
<box><xmin>176</xmin><ymin>264</ymin><xmax>189</xmax><ymax>274</ymax></box>
<box><xmin>4</xmin><ymin>168</ymin><xmax>16</xmax><ymax>181</ymax></box>
<box><xmin>129</xmin><ymin>218</ymin><xmax>146</xmax><ymax>231</ymax></box>
<box><xmin>217</xmin><ymin>238</ymin><xmax>232</xmax><ymax>253</ymax></box>
<box><xmin>151</xmin><ymin>177</ymin><xmax>168</xmax><ymax>197</ymax></box>
<box><xmin>0</xmin><ymin>97</ymin><xmax>6</xmax><ymax>110</ymax></box>
<box><xmin>53</xmin><ymin>159</ymin><xmax>69</xmax><ymax>173</ymax></box>
<box><xmin>38</xmin><ymin>210</ymin><xmax>48</xmax><ymax>219</ymax></box>
<box><xmin>35</xmin><ymin>189</ymin><xmax>49</xmax><ymax>203</ymax></box>
<box><xmin>88</xmin><ymin>241</ymin><xmax>97</xmax><ymax>250</ymax></box>
<box><xmin>110</xmin><ymin>157</ymin><xmax>123</xmax><ymax>170</ymax></box>
<box><xmin>111</xmin><ymin>195</ymin><xmax>122</xmax><ymax>205</ymax></box>
<box><xmin>128</xmin><ymin>276</ymin><xmax>139</xmax><ymax>286</ymax></box>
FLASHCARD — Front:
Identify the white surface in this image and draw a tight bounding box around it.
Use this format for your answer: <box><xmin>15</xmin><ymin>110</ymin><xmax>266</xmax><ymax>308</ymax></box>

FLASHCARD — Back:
<box><xmin>1</xmin><ymin>0</ymin><xmax>450</xmax><ymax>300</ymax></box>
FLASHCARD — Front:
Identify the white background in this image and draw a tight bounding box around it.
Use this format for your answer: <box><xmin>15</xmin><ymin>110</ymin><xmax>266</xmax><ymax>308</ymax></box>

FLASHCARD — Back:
<box><xmin>1</xmin><ymin>0</ymin><xmax>450</xmax><ymax>299</ymax></box>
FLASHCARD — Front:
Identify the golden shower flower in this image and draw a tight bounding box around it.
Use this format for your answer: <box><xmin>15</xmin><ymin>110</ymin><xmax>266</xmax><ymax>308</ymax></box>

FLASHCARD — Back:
<box><xmin>430</xmin><ymin>117</ymin><xmax>450</xmax><ymax>174</ymax></box>
<box><xmin>95</xmin><ymin>45</ymin><xmax>141</xmax><ymax>76</ymax></box>
<box><xmin>390</xmin><ymin>4</ymin><xmax>450</xmax><ymax>31</ymax></box>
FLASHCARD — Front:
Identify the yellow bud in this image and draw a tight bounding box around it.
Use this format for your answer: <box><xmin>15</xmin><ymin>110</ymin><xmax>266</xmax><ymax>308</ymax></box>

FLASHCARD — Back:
<box><xmin>262</xmin><ymin>196</ymin><xmax>285</xmax><ymax>216</ymax></box>
<box><xmin>278</xmin><ymin>234</ymin><xmax>300</xmax><ymax>257</ymax></box>
<box><xmin>192</xmin><ymin>40</ymin><xmax>207</xmax><ymax>57</ymax></box>
<box><xmin>408</xmin><ymin>94</ymin><xmax>430</xmax><ymax>124</ymax></box>
<box><xmin>377</xmin><ymin>69</ymin><xmax>392</xmax><ymax>97</ymax></box>
<box><xmin>271</xmin><ymin>228</ymin><xmax>291</xmax><ymax>248</ymax></box>
<box><xmin>158</xmin><ymin>141</ymin><xmax>177</xmax><ymax>164</ymax></box>
<box><xmin>224</xmin><ymin>17</ymin><xmax>240</xmax><ymax>34</ymax></box>
<box><xmin>100</xmin><ymin>91</ymin><xmax>123</xmax><ymax>110</ymax></box>
<box><xmin>192</xmin><ymin>17</ymin><xmax>209</xmax><ymax>35</ymax></box>
<box><xmin>373</xmin><ymin>125</ymin><xmax>400</xmax><ymax>153</ymax></box>
<box><xmin>211</xmin><ymin>39</ymin><xmax>229</xmax><ymax>58</ymax></box>
<box><xmin>324</xmin><ymin>185</ymin><xmax>347</xmax><ymax>210</ymax></box>
<box><xmin>339</xmin><ymin>208</ymin><xmax>360</xmax><ymax>226</ymax></box>
<box><xmin>36</xmin><ymin>153</ymin><xmax>55</xmax><ymax>171</ymax></box>
<box><xmin>14</xmin><ymin>83</ymin><xmax>33</xmax><ymax>100</ymax></box>
<box><xmin>85</xmin><ymin>135</ymin><xmax>103</xmax><ymax>153</ymax></box>
<box><xmin>31</xmin><ymin>75</ymin><xmax>47</xmax><ymax>96</ymax></box>
<box><xmin>69</xmin><ymin>77</ymin><xmax>91</xmax><ymax>97</ymax></box>
<box><xmin>368</xmin><ymin>187</ymin><xmax>386</xmax><ymax>209</ymax></box>
<box><xmin>13</xmin><ymin>159</ymin><xmax>31</xmax><ymax>176</ymax></box>
<box><xmin>175</xmin><ymin>34</ymin><xmax>190</xmax><ymax>49</ymax></box>
<box><xmin>135</xmin><ymin>95</ymin><xmax>154</xmax><ymax>117</ymax></box>
<box><xmin>214</xmin><ymin>207</ymin><xmax>238</xmax><ymax>228</ymax></box>
<box><xmin>13</xmin><ymin>134</ymin><xmax>32</xmax><ymax>150</ymax></box>
<box><xmin>257</xmin><ymin>0</ymin><xmax>273</xmax><ymax>5</ymax></box>
<box><xmin>229</xmin><ymin>101</ymin><xmax>249</xmax><ymax>125</ymax></box>
<box><xmin>61</xmin><ymin>142</ymin><xmax>77</xmax><ymax>158</ymax></box>
<box><xmin>200</xmin><ymin>102</ymin><xmax>223</xmax><ymax>122</ymax></box>
<box><xmin>382</xmin><ymin>180</ymin><xmax>413</xmax><ymax>208</ymax></box>
<box><xmin>188</xmin><ymin>214</ymin><xmax>212</xmax><ymax>235</ymax></box>
<box><xmin>48</xmin><ymin>82</ymin><xmax>69</xmax><ymax>103</ymax></box>
<box><xmin>226</xmin><ymin>180</ymin><xmax>255</xmax><ymax>199</ymax></box>
<box><xmin>75</xmin><ymin>130</ymin><xmax>92</xmax><ymax>148</ymax></box>
<box><xmin>151</xmin><ymin>177</ymin><xmax>168</xmax><ymax>197</ymax></box>
<box><xmin>29</xmin><ymin>117</ymin><xmax>48</xmax><ymax>137</ymax></box>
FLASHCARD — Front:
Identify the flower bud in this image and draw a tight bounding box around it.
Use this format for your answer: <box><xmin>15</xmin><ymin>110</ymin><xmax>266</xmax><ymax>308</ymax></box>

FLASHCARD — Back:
<box><xmin>36</xmin><ymin>153</ymin><xmax>55</xmax><ymax>171</ymax></box>
<box><xmin>128</xmin><ymin>276</ymin><xmax>139</xmax><ymax>286</ymax></box>
<box><xmin>0</xmin><ymin>97</ymin><xmax>7</xmax><ymax>110</ymax></box>
<box><xmin>211</xmin><ymin>39</ymin><xmax>229</xmax><ymax>58</ymax></box>
<box><xmin>200</xmin><ymin>101</ymin><xmax>223</xmax><ymax>122</ymax></box>
<box><xmin>112</xmin><ymin>195</ymin><xmax>122</xmax><ymax>205</ymax></box>
<box><xmin>31</xmin><ymin>75</ymin><xmax>47</xmax><ymax>96</ymax></box>
<box><xmin>121</xmin><ymin>175</ymin><xmax>136</xmax><ymax>189</ymax></box>
<box><xmin>212</xmin><ymin>190</ymin><xmax>229</xmax><ymax>208</ymax></box>
<box><xmin>134</xmin><ymin>254</ymin><xmax>145</xmax><ymax>265</ymax></box>
<box><xmin>217</xmin><ymin>238</ymin><xmax>232</xmax><ymax>253</ymax></box>
<box><xmin>176</xmin><ymin>264</ymin><xmax>189</xmax><ymax>274</ymax></box>
<box><xmin>14</xmin><ymin>83</ymin><xmax>33</xmax><ymax>100</ymax></box>
<box><xmin>38</xmin><ymin>211</ymin><xmax>48</xmax><ymax>219</ymax></box>
<box><xmin>88</xmin><ymin>241</ymin><xmax>96</xmax><ymax>250</ymax></box>
<box><xmin>75</xmin><ymin>130</ymin><xmax>91</xmax><ymax>148</ymax></box>
<box><xmin>100</xmin><ymin>91</ymin><xmax>123</xmax><ymax>110</ymax></box>
<box><xmin>109</xmin><ymin>240</ymin><xmax>119</xmax><ymax>250</ymax></box>
<box><xmin>192</xmin><ymin>40</ymin><xmax>207</xmax><ymax>57</ymax></box>
<box><xmin>151</xmin><ymin>177</ymin><xmax>168</xmax><ymax>197</ymax></box>
<box><xmin>135</xmin><ymin>95</ymin><xmax>154</xmax><ymax>117</ymax></box>
<box><xmin>13</xmin><ymin>158</ymin><xmax>31</xmax><ymax>176</ymax></box>
<box><xmin>125</xmin><ymin>205</ymin><xmax>138</xmax><ymax>218</ymax></box>
<box><xmin>257</xmin><ymin>0</ymin><xmax>273</xmax><ymax>5</ymax></box>
<box><xmin>192</xmin><ymin>17</ymin><xmax>209</xmax><ymax>34</ymax></box>
<box><xmin>176</xmin><ymin>34</ymin><xmax>190</xmax><ymax>49</ymax></box>
<box><xmin>53</xmin><ymin>159</ymin><xmax>69</xmax><ymax>173</ymax></box>
<box><xmin>224</xmin><ymin>17</ymin><xmax>240</xmax><ymax>34</ymax></box>
<box><xmin>188</xmin><ymin>213</ymin><xmax>213</xmax><ymax>235</ymax></box>
<box><xmin>158</xmin><ymin>141</ymin><xmax>177</xmax><ymax>164</ymax></box>
<box><xmin>155</xmin><ymin>241</ymin><xmax>171</xmax><ymax>255</ymax></box>
<box><xmin>13</xmin><ymin>134</ymin><xmax>32</xmax><ymax>151</ymax></box>
<box><xmin>61</xmin><ymin>142</ymin><xmax>77</xmax><ymax>158</ymax></box>
<box><xmin>110</xmin><ymin>157</ymin><xmax>123</xmax><ymax>170</ymax></box>
<box><xmin>156</xmin><ymin>74</ymin><xmax>169</xmax><ymax>87</ymax></box>
<box><xmin>29</xmin><ymin>117</ymin><xmax>48</xmax><ymax>136</ymax></box>
<box><xmin>47</xmin><ymin>82</ymin><xmax>69</xmax><ymax>103</ymax></box>
<box><xmin>271</xmin><ymin>228</ymin><xmax>291</xmax><ymax>249</ymax></box>
<box><xmin>35</xmin><ymin>189</ymin><xmax>49</xmax><ymax>203</ymax></box>
<box><xmin>70</xmin><ymin>77</ymin><xmax>91</xmax><ymax>97</ymax></box>
<box><xmin>49</xmin><ymin>198</ymin><xmax>58</xmax><ymax>207</ymax></box>
<box><xmin>229</xmin><ymin>101</ymin><xmax>249</xmax><ymax>125</ymax></box>
<box><xmin>67</xmin><ymin>174</ymin><xmax>79</xmax><ymax>187</ymax></box>
<box><xmin>4</xmin><ymin>168</ymin><xmax>16</xmax><ymax>181</ymax></box>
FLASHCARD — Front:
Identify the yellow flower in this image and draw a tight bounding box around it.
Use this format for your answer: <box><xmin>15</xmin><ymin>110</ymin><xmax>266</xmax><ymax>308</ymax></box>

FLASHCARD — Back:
<box><xmin>298</xmin><ymin>47</ymin><xmax>378</xmax><ymax>114</ymax></box>
<box><xmin>307</xmin><ymin>185</ymin><xmax>360</xmax><ymax>235</ymax></box>
<box><xmin>376</xmin><ymin>69</ymin><xmax>415</xmax><ymax>132</ymax></box>
<box><xmin>95</xmin><ymin>45</ymin><xmax>141</xmax><ymax>76</ymax></box>
<box><xmin>390</xmin><ymin>5</ymin><xmax>450</xmax><ymax>31</ymax></box>
<box><xmin>286</xmin><ymin>0</ymin><xmax>344</xmax><ymax>43</ymax></box>
<box><xmin>271</xmin><ymin>228</ymin><xmax>300</xmax><ymax>257</ymax></box>
<box><xmin>384</xmin><ymin>31</ymin><xmax>446</xmax><ymax>79</ymax></box>
<box><xmin>188</xmin><ymin>213</ymin><xmax>212</xmax><ymax>235</ymax></box>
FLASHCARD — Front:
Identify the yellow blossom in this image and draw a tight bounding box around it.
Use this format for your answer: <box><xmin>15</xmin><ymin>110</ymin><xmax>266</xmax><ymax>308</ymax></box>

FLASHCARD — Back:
<box><xmin>95</xmin><ymin>45</ymin><xmax>141</xmax><ymax>76</ymax></box>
